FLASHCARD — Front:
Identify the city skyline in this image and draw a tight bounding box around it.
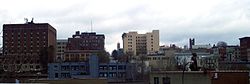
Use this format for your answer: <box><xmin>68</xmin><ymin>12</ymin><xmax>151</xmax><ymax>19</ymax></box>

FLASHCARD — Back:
<box><xmin>0</xmin><ymin>0</ymin><xmax>250</xmax><ymax>52</ymax></box>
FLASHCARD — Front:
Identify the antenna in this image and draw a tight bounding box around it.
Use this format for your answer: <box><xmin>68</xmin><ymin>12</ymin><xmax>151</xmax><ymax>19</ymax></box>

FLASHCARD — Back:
<box><xmin>24</xmin><ymin>18</ymin><xmax>28</xmax><ymax>24</ymax></box>
<box><xmin>31</xmin><ymin>17</ymin><xmax>34</xmax><ymax>23</ymax></box>
<box><xmin>91</xmin><ymin>20</ymin><xmax>93</xmax><ymax>32</ymax></box>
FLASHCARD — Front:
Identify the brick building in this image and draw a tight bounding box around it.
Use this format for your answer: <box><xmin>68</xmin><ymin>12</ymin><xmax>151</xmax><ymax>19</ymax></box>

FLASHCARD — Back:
<box><xmin>67</xmin><ymin>31</ymin><xmax>104</xmax><ymax>50</ymax></box>
<box><xmin>239</xmin><ymin>37</ymin><xmax>250</xmax><ymax>61</ymax></box>
<box><xmin>64</xmin><ymin>31</ymin><xmax>105</xmax><ymax>62</ymax></box>
<box><xmin>150</xmin><ymin>70</ymin><xmax>249</xmax><ymax>84</ymax></box>
<box><xmin>2</xmin><ymin>21</ymin><xmax>56</xmax><ymax>73</ymax></box>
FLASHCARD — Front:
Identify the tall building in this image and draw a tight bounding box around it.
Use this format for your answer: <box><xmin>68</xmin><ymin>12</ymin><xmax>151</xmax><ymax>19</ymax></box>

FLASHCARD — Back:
<box><xmin>239</xmin><ymin>37</ymin><xmax>250</xmax><ymax>61</ymax></box>
<box><xmin>64</xmin><ymin>31</ymin><xmax>105</xmax><ymax>62</ymax></box>
<box><xmin>189</xmin><ymin>38</ymin><xmax>195</xmax><ymax>50</ymax></box>
<box><xmin>56</xmin><ymin>39</ymin><xmax>68</xmax><ymax>61</ymax></box>
<box><xmin>117</xmin><ymin>42</ymin><xmax>121</xmax><ymax>50</ymax></box>
<box><xmin>122</xmin><ymin>30</ymin><xmax>159</xmax><ymax>56</ymax></box>
<box><xmin>2</xmin><ymin>21</ymin><xmax>56</xmax><ymax>73</ymax></box>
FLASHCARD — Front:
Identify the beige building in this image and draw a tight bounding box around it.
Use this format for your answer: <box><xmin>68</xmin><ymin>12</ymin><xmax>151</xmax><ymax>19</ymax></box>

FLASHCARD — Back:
<box><xmin>56</xmin><ymin>39</ymin><xmax>68</xmax><ymax>61</ymax></box>
<box><xmin>146</xmin><ymin>54</ymin><xmax>176</xmax><ymax>71</ymax></box>
<box><xmin>122</xmin><ymin>30</ymin><xmax>159</xmax><ymax>56</ymax></box>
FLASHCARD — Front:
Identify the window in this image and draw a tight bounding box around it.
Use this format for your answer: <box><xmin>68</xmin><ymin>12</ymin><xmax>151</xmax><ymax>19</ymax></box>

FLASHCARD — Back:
<box><xmin>154</xmin><ymin>77</ymin><xmax>159</xmax><ymax>84</ymax></box>
<box><xmin>99</xmin><ymin>66</ymin><xmax>104</xmax><ymax>70</ymax></box>
<box><xmin>118</xmin><ymin>66</ymin><xmax>123</xmax><ymax>70</ymax></box>
<box><xmin>109</xmin><ymin>73</ymin><xmax>112</xmax><ymax>77</ymax></box>
<box><xmin>99</xmin><ymin>73</ymin><xmax>104</xmax><ymax>77</ymax></box>
<box><xmin>55</xmin><ymin>73</ymin><xmax>58</xmax><ymax>78</ymax></box>
<box><xmin>104</xmin><ymin>73</ymin><xmax>107</xmax><ymax>77</ymax></box>
<box><xmin>162</xmin><ymin>77</ymin><xmax>170</xmax><ymax>84</ymax></box>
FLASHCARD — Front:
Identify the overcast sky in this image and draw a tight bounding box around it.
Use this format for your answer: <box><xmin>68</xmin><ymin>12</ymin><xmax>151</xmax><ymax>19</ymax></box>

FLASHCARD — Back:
<box><xmin>0</xmin><ymin>0</ymin><xmax>250</xmax><ymax>52</ymax></box>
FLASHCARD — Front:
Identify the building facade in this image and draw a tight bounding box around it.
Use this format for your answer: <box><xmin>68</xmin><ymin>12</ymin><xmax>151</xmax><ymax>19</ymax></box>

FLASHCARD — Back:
<box><xmin>122</xmin><ymin>30</ymin><xmax>159</xmax><ymax>56</ymax></box>
<box><xmin>64</xmin><ymin>31</ymin><xmax>105</xmax><ymax>62</ymax></box>
<box><xmin>212</xmin><ymin>45</ymin><xmax>240</xmax><ymax>62</ymax></box>
<box><xmin>56</xmin><ymin>39</ymin><xmax>68</xmax><ymax>61</ymax></box>
<box><xmin>64</xmin><ymin>50</ymin><xmax>103</xmax><ymax>62</ymax></box>
<box><xmin>67</xmin><ymin>31</ymin><xmax>104</xmax><ymax>50</ymax></box>
<box><xmin>239</xmin><ymin>37</ymin><xmax>250</xmax><ymax>61</ymax></box>
<box><xmin>150</xmin><ymin>71</ymin><xmax>211</xmax><ymax>84</ymax></box>
<box><xmin>48</xmin><ymin>55</ymin><xmax>136</xmax><ymax>82</ymax></box>
<box><xmin>2</xmin><ymin>22</ymin><xmax>56</xmax><ymax>73</ymax></box>
<box><xmin>99</xmin><ymin>62</ymin><xmax>136</xmax><ymax>82</ymax></box>
<box><xmin>48</xmin><ymin>55</ymin><xmax>99</xmax><ymax>79</ymax></box>
<box><xmin>145</xmin><ymin>54</ymin><xmax>176</xmax><ymax>71</ymax></box>
<box><xmin>175</xmin><ymin>52</ymin><xmax>218</xmax><ymax>70</ymax></box>
<box><xmin>150</xmin><ymin>70</ymin><xmax>248</xmax><ymax>84</ymax></box>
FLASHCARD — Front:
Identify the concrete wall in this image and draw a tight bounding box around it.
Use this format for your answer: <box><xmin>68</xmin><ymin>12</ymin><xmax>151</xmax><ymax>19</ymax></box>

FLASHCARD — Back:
<box><xmin>150</xmin><ymin>71</ymin><xmax>249</xmax><ymax>84</ymax></box>
<box><xmin>30</xmin><ymin>79</ymin><xmax>107</xmax><ymax>84</ymax></box>
<box><xmin>150</xmin><ymin>71</ymin><xmax>211</xmax><ymax>84</ymax></box>
<box><xmin>211</xmin><ymin>72</ymin><xmax>249</xmax><ymax>84</ymax></box>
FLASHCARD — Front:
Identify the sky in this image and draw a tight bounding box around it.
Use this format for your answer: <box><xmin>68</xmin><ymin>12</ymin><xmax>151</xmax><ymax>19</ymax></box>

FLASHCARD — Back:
<box><xmin>0</xmin><ymin>0</ymin><xmax>250</xmax><ymax>53</ymax></box>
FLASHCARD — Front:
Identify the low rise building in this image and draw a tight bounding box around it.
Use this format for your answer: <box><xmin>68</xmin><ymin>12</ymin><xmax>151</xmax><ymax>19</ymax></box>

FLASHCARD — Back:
<box><xmin>145</xmin><ymin>54</ymin><xmax>176</xmax><ymax>71</ymax></box>
<box><xmin>99</xmin><ymin>62</ymin><xmax>136</xmax><ymax>82</ymax></box>
<box><xmin>150</xmin><ymin>70</ymin><xmax>249</xmax><ymax>84</ymax></box>
<box><xmin>48</xmin><ymin>55</ymin><xmax>99</xmax><ymax>79</ymax></box>
<box><xmin>48</xmin><ymin>55</ymin><xmax>137</xmax><ymax>82</ymax></box>
<box><xmin>175</xmin><ymin>52</ymin><xmax>218</xmax><ymax>70</ymax></box>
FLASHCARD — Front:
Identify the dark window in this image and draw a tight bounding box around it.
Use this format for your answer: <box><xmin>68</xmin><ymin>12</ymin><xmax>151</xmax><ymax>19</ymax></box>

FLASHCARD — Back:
<box><xmin>154</xmin><ymin>77</ymin><xmax>159</xmax><ymax>84</ymax></box>
<box><xmin>55</xmin><ymin>73</ymin><xmax>58</xmax><ymax>78</ymax></box>
<box><xmin>36</xmin><ymin>65</ymin><xmax>40</xmax><ymax>69</ymax></box>
<box><xmin>162</xmin><ymin>77</ymin><xmax>170</xmax><ymax>84</ymax></box>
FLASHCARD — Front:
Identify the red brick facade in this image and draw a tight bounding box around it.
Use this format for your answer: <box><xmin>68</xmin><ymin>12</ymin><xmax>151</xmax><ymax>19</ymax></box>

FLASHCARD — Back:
<box><xmin>2</xmin><ymin>22</ymin><xmax>56</xmax><ymax>73</ymax></box>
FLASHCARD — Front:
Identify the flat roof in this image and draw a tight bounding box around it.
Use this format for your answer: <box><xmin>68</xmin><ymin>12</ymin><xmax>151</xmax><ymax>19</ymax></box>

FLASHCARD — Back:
<box><xmin>151</xmin><ymin>70</ymin><xmax>249</xmax><ymax>74</ymax></box>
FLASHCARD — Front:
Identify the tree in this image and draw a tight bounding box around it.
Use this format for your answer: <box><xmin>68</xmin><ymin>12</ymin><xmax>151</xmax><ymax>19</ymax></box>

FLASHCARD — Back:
<box><xmin>111</xmin><ymin>50</ymin><xmax>118</xmax><ymax>60</ymax></box>
<box><xmin>190</xmin><ymin>53</ymin><xmax>198</xmax><ymax>71</ymax></box>
<box><xmin>39</xmin><ymin>45</ymin><xmax>55</xmax><ymax>73</ymax></box>
<box><xmin>97</xmin><ymin>50</ymin><xmax>110</xmax><ymax>63</ymax></box>
<box><xmin>117</xmin><ymin>51</ymin><xmax>134</xmax><ymax>63</ymax></box>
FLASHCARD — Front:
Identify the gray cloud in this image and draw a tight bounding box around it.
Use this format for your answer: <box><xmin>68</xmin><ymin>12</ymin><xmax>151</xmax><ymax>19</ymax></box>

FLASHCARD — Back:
<box><xmin>1</xmin><ymin>0</ymin><xmax>250</xmax><ymax>52</ymax></box>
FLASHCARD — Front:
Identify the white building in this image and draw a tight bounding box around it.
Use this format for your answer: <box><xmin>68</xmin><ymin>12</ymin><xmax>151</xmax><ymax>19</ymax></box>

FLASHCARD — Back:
<box><xmin>175</xmin><ymin>52</ymin><xmax>218</xmax><ymax>70</ymax></box>
<box><xmin>192</xmin><ymin>44</ymin><xmax>212</xmax><ymax>49</ymax></box>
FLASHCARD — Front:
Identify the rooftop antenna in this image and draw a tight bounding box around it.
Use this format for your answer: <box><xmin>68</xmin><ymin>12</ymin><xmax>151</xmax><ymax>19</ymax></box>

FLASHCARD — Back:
<box><xmin>24</xmin><ymin>18</ymin><xmax>28</xmax><ymax>24</ymax></box>
<box><xmin>31</xmin><ymin>17</ymin><xmax>34</xmax><ymax>23</ymax></box>
<box><xmin>91</xmin><ymin>20</ymin><xmax>93</xmax><ymax>32</ymax></box>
